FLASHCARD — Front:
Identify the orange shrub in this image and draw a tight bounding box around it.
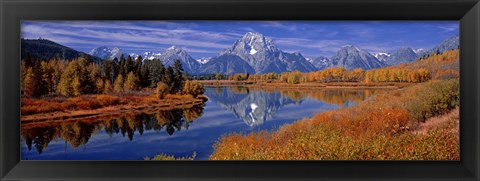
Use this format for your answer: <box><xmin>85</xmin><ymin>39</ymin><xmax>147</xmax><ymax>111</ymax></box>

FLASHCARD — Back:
<box><xmin>21</xmin><ymin>98</ymin><xmax>65</xmax><ymax>115</ymax></box>
<box><xmin>96</xmin><ymin>94</ymin><xmax>120</xmax><ymax>107</ymax></box>
<box><xmin>22</xmin><ymin>94</ymin><xmax>122</xmax><ymax>115</ymax></box>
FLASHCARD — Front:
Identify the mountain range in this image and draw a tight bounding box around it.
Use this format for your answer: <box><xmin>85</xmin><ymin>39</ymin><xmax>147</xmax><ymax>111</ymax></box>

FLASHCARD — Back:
<box><xmin>89</xmin><ymin>46</ymin><xmax>123</xmax><ymax>60</ymax></box>
<box><xmin>327</xmin><ymin>45</ymin><xmax>387</xmax><ymax>70</ymax></box>
<box><xmin>22</xmin><ymin>33</ymin><xmax>459</xmax><ymax>75</ymax></box>
<box><xmin>379</xmin><ymin>47</ymin><xmax>422</xmax><ymax>66</ymax></box>
<box><xmin>424</xmin><ymin>35</ymin><xmax>459</xmax><ymax>56</ymax></box>
<box><xmin>203</xmin><ymin>32</ymin><xmax>317</xmax><ymax>74</ymax></box>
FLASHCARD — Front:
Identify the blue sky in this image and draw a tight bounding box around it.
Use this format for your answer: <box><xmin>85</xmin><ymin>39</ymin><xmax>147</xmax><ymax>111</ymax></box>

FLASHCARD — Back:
<box><xmin>21</xmin><ymin>21</ymin><xmax>459</xmax><ymax>58</ymax></box>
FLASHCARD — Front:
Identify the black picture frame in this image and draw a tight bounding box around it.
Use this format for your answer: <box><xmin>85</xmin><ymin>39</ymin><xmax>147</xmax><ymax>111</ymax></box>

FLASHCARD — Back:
<box><xmin>1</xmin><ymin>0</ymin><xmax>479</xmax><ymax>180</ymax></box>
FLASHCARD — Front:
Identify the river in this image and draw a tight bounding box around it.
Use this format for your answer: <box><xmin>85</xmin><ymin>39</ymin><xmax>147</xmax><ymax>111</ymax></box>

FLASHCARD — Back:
<box><xmin>20</xmin><ymin>86</ymin><xmax>385</xmax><ymax>160</ymax></box>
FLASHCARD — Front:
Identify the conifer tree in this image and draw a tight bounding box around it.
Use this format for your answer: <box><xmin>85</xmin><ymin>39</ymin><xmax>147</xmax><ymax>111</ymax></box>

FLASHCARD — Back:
<box><xmin>163</xmin><ymin>66</ymin><xmax>175</xmax><ymax>93</ymax></box>
<box><xmin>119</xmin><ymin>54</ymin><xmax>126</xmax><ymax>77</ymax></box>
<box><xmin>125</xmin><ymin>55</ymin><xmax>134</xmax><ymax>75</ymax></box>
<box><xmin>149</xmin><ymin>59</ymin><xmax>165</xmax><ymax>87</ymax></box>
<box><xmin>135</xmin><ymin>55</ymin><xmax>143</xmax><ymax>76</ymax></box>
<box><xmin>140</xmin><ymin>59</ymin><xmax>151</xmax><ymax>87</ymax></box>
<box><xmin>172</xmin><ymin>59</ymin><xmax>184</xmax><ymax>93</ymax></box>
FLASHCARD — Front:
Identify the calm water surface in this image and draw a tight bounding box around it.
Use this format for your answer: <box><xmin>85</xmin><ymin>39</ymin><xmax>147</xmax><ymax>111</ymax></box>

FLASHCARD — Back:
<box><xmin>21</xmin><ymin>86</ymin><xmax>383</xmax><ymax>160</ymax></box>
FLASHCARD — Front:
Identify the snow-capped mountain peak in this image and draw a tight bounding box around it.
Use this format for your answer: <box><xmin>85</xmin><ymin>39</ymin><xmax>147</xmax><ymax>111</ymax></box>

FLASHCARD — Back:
<box><xmin>156</xmin><ymin>46</ymin><xmax>200</xmax><ymax>74</ymax></box>
<box><xmin>89</xmin><ymin>46</ymin><xmax>123</xmax><ymax>60</ymax></box>
<box><xmin>167</xmin><ymin>45</ymin><xmax>178</xmax><ymax>51</ymax></box>
<box><xmin>142</xmin><ymin>51</ymin><xmax>162</xmax><ymax>60</ymax></box>
<box><xmin>222</xmin><ymin>32</ymin><xmax>277</xmax><ymax>56</ymax></box>
<box><xmin>165</xmin><ymin>45</ymin><xmax>191</xmax><ymax>56</ymax></box>
<box><xmin>211</xmin><ymin>32</ymin><xmax>315</xmax><ymax>74</ymax></box>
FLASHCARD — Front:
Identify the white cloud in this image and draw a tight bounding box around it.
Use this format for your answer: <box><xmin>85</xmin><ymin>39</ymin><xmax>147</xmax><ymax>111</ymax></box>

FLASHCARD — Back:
<box><xmin>21</xmin><ymin>22</ymin><xmax>234</xmax><ymax>53</ymax></box>
<box><xmin>260</xmin><ymin>21</ymin><xmax>298</xmax><ymax>32</ymax></box>
<box><xmin>437</xmin><ymin>25</ymin><xmax>458</xmax><ymax>32</ymax></box>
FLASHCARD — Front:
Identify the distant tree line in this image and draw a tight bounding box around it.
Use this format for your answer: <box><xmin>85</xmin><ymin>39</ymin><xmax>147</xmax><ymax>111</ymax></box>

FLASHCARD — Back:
<box><xmin>213</xmin><ymin>49</ymin><xmax>459</xmax><ymax>84</ymax></box>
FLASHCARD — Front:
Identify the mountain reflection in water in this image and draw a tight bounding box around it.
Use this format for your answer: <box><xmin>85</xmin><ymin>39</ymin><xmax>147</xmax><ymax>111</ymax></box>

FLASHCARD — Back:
<box><xmin>21</xmin><ymin>86</ymin><xmax>384</xmax><ymax>159</ymax></box>
<box><xmin>205</xmin><ymin>86</ymin><xmax>379</xmax><ymax>127</ymax></box>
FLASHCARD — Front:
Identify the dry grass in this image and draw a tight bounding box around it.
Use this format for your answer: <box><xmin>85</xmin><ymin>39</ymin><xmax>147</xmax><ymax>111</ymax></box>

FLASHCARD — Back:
<box><xmin>165</xmin><ymin>94</ymin><xmax>194</xmax><ymax>100</ymax></box>
<box><xmin>21</xmin><ymin>94</ymin><xmax>121</xmax><ymax>115</ymax></box>
<box><xmin>414</xmin><ymin>107</ymin><xmax>459</xmax><ymax>135</ymax></box>
<box><xmin>210</xmin><ymin>79</ymin><xmax>460</xmax><ymax>160</ymax></box>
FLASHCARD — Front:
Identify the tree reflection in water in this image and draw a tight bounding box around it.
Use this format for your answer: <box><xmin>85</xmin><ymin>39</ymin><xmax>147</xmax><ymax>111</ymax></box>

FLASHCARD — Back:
<box><xmin>22</xmin><ymin>87</ymin><xmax>384</xmax><ymax>155</ymax></box>
<box><xmin>21</xmin><ymin>104</ymin><xmax>205</xmax><ymax>154</ymax></box>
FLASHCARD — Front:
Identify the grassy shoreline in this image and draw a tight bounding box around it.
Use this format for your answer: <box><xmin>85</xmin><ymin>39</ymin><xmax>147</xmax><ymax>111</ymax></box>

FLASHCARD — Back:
<box><xmin>21</xmin><ymin>93</ymin><xmax>207</xmax><ymax>124</ymax></box>
<box><xmin>210</xmin><ymin>79</ymin><xmax>459</xmax><ymax>160</ymax></box>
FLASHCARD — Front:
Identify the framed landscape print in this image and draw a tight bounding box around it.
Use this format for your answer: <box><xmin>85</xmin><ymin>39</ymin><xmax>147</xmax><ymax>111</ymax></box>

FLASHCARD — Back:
<box><xmin>19</xmin><ymin>20</ymin><xmax>460</xmax><ymax>161</ymax></box>
<box><xmin>1</xmin><ymin>0</ymin><xmax>479</xmax><ymax>180</ymax></box>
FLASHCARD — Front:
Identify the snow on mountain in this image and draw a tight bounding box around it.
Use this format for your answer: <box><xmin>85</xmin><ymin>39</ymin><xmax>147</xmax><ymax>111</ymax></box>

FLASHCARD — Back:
<box><xmin>91</xmin><ymin>46</ymin><xmax>198</xmax><ymax>73</ymax></box>
<box><xmin>157</xmin><ymin>45</ymin><xmax>200</xmax><ymax>74</ymax></box>
<box><xmin>89</xmin><ymin>46</ymin><xmax>123</xmax><ymax>60</ymax></box>
<box><xmin>308</xmin><ymin>56</ymin><xmax>331</xmax><ymax>70</ymax></box>
<box><xmin>211</xmin><ymin>32</ymin><xmax>317</xmax><ymax>74</ymax></box>
<box><xmin>128</xmin><ymin>53</ymin><xmax>139</xmax><ymax>59</ymax></box>
<box><xmin>413</xmin><ymin>48</ymin><xmax>425</xmax><ymax>54</ymax></box>
<box><xmin>142</xmin><ymin>51</ymin><xmax>162</xmax><ymax>60</ymax></box>
<box><xmin>126</xmin><ymin>52</ymin><xmax>162</xmax><ymax>60</ymax></box>
<box><xmin>89</xmin><ymin>34</ymin><xmax>460</xmax><ymax>75</ymax></box>
<box><xmin>373</xmin><ymin>52</ymin><xmax>391</xmax><ymax>62</ymax></box>
<box><xmin>196</xmin><ymin>57</ymin><xmax>211</xmax><ymax>64</ymax></box>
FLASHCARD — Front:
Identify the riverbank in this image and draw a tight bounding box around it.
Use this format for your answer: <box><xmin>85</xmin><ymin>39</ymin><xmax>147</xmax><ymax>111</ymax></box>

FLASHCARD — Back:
<box><xmin>200</xmin><ymin>80</ymin><xmax>414</xmax><ymax>89</ymax></box>
<box><xmin>210</xmin><ymin>79</ymin><xmax>459</xmax><ymax>160</ymax></box>
<box><xmin>21</xmin><ymin>93</ymin><xmax>207</xmax><ymax>124</ymax></box>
